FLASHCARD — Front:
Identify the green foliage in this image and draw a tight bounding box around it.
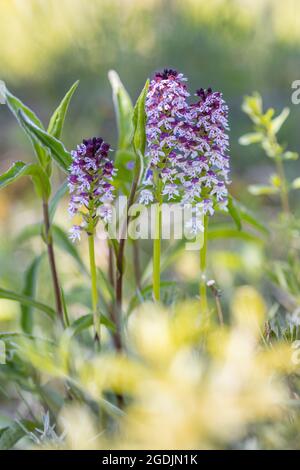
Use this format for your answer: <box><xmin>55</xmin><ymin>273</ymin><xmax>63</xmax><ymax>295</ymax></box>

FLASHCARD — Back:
<box><xmin>0</xmin><ymin>287</ymin><xmax>56</xmax><ymax>319</ymax></box>
<box><xmin>21</xmin><ymin>256</ymin><xmax>43</xmax><ymax>334</ymax></box>
<box><xmin>51</xmin><ymin>225</ymin><xmax>87</xmax><ymax>274</ymax></box>
<box><xmin>240</xmin><ymin>93</ymin><xmax>296</xmax><ymax>159</ymax></box>
<box><xmin>49</xmin><ymin>180</ymin><xmax>69</xmax><ymax>222</ymax></box>
<box><xmin>0</xmin><ymin>421</ymin><xmax>37</xmax><ymax>450</ymax></box>
<box><xmin>3</xmin><ymin>86</ymin><xmax>51</xmax><ymax>173</ymax></box>
<box><xmin>0</xmin><ymin>161</ymin><xmax>51</xmax><ymax>200</ymax></box>
<box><xmin>132</xmin><ymin>79</ymin><xmax>149</xmax><ymax>157</ymax></box>
<box><xmin>240</xmin><ymin>92</ymin><xmax>298</xmax><ymax>215</ymax></box>
<box><xmin>0</xmin><ymin>75</ymin><xmax>300</xmax><ymax>450</ymax></box>
<box><xmin>108</xmin><ymin>71</ymin><xmax>133</xmax><ymax>151</ymax></box>
<box><xmin>47</xmin><ymin>81</ymin><xmax>79</xmax><ymax>139</ymax></box>
<box><xmin>18</xmin><ymin>111</ymin><xmax>72</xmax><ymax>172</ymax></box>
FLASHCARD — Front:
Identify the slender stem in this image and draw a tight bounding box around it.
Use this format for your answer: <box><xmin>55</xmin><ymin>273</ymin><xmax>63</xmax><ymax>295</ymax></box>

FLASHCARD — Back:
<box><xmin>42</xmin><ymin>201</ymin><xmax>63</xmax><ymax>321</ymax></box>
<box><xmin>200</xmin><ymin>215</ymin><xmax>208</xmax><ymax>314</ymax></box>
<box><xmin>275</xmin><ymin>155</ymin><xmax>290</xmax><ymax>216</ymax></box>
<box><xmin>208</xmin><ymin>282</ymin><xmax>224</xmax><ymax>326</ymax></box>
<box><xmin>153</xmin><ymin>202</ymin><xmax>162</xmax><ymax>302</ymax></box>
<box><xmin>88</xmin><ymin>233</ymin><xmax>100</xmax><ymax>343</ymax></box>
<box><xmin>108</xmin><ymin>244</ymin><xmax>115</xmax><ymax>290</ymax></box>
<box><xmin>115</xmin><ymin>158</ymin><xmax>140</xmax><ymax>345</ymax></box>
<box><xmin>132</xmin><ymin>240</ymin><xmax>141</xmax><ymax>290</ymax></box>
<box><xmin>108</xmin><ymin>243</ymin><xmax>122</xmax><ymax>351</ymax></box>
<box><xmin>215</xmin><ymin>295</ymin><xmax>224</xmax><ymax>326</ymax></box>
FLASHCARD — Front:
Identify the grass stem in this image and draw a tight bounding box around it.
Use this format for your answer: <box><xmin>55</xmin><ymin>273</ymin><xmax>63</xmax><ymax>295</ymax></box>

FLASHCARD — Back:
<box><xmin>153</xmin><ymin>202</ymin><xmax>162</xmax><ymax>302</ymax></box>
<box><xmin>200</xmin><ymin>215</ymin><xmax>208</xmax><ymax>314</ymax></box>
<box><xmin>42</xmin><ymin>201</ymin><xmax>63</xmax><ymax>322</ymax></box>
<box><xmin>88</xmin><ymin>233</ymin><xmax>100</xmax><ymax>344</ymax></box>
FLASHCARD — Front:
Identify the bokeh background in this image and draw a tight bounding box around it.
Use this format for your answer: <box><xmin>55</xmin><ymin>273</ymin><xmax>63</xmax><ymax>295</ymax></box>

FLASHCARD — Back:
<box><xmin>0</xmin><ymin>0</ymin><xmax>300</xmax><ymax>321</ymax></box>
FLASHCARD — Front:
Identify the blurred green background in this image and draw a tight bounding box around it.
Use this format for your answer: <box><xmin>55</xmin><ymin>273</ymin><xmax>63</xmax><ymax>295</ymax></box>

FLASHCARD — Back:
<box><xmin>0</xmin><ymin>0</ymin><xmax>300</xmax><ymax>319</ymax></box>
<box><xmin>1</xmin><ymin>0</ymin><xmax>300</xmax><ymax>171</ymax></box>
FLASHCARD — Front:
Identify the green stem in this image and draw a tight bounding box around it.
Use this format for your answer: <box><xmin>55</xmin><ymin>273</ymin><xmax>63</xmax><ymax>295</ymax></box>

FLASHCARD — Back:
<box><xmin>153</xmin><ymin>201</ymin><xmax>162</xmax><ymax>302</ymax></box>
<box><xmin>275</xmin><ymin>155</ymin><xmax>290</xmax><ymax>216</ymax></box>
<box><xmin>88</xmin><ymin>233</ymin><xmax>100</xmax><ymax>343</ymax></box>
<box><xmin>42</xmin><ymin>201</ymin><xmax>63</xmax><ymax>322</ymax></box>
<box><xmin>200</xmin><ymin>215</ymin><xmax>208</xmax><ymax>314</ymax></box>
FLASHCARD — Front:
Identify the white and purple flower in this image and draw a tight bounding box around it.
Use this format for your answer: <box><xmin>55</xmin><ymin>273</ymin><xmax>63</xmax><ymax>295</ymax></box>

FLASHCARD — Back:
<box><xmin>68</xmin><ymin>137</ymin><xmax>116</xmax><ymax>241</ymax></box>
<box><xmin>140</xmin><ymin>69</ymin><xmax>230</xmax><ymax>232</ymax></box>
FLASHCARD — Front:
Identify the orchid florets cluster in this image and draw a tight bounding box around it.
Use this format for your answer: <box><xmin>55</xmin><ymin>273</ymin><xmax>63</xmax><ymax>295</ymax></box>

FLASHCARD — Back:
<box><xmin>140</xmin><ymin>69</ymin><xmax>230</xmax><ymax>232</ymax></box>
<box><xmin>68</xmin><ymin>137</ymin><xmax>116</xmax><ymax>242</ymax></box>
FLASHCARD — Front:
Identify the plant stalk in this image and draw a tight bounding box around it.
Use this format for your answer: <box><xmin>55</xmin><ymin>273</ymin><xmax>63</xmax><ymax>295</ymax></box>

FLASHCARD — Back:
<box><xmin>115</xmin><ymin>158</ymin><xmax>140</xmax><ymax>349</ymax></box>
<box><xmin>88</xmin><ymin>233</ymin><xmax>100</xmax><ymax>343</ymax></box>
<box><xmin>275</xmin><ymin>155</ymin><xmax>290</xmax><ymax>216</ymax></box>
<box><xmin>153</xmin><ymin>202</ymin><xmax>162</xmax><ymax>302</ymax></box>
<box><xmin>200</xmin><ymin>215</ymin><xmax>208</xmax><ymax>314</ymax></box>
<box><xmin>132</xmin><ymin>240</ymin><xmax>141</xmax><ymax>291</ymax></box>
<box><xmin>42</xmin><ymin>201</ymin><xmax>63</xmax><ymax>321</ymax></box>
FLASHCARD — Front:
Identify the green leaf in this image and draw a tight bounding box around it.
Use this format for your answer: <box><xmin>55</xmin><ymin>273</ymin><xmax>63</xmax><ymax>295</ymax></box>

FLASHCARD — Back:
<box><xmin>282</xmin><ymin>151</ymin><xmax>298</xmax><ymax>161</ymax></box>
<box><xmin>21</xmin><ymin>256</ymin><xmax>43</xmax><ymax>334</ymax></box>
<box><xmin>141</xmin><ymin>239</ymin><xmax>186</xmax><ymax>285</ymax></box>
<box><xmin>47</xmin><ymin>81</ymin><xmax>79</xmax><ymax>139</ymax></box>
<box><xmin>0</xmin><ymin>332</ymin><xmax>54</xmax><ymax>343</ymax></box>
<box><xmin>271</xmin><ymin>107</ymin><xmax>290</xmax><ymax>134</ymax></box>
<box><xmin>248</xmin><ymin>184</ymin><xmax>279</xmax><ymax>196</ymax></box>
<box><xmin>132</xmin><ymin>79</ymin><xmax>149</xmax><ymax>156</ymax></box>
<box><xmin>113</xmin><ymin>149</ymin><xmax>136</xmax><ymax>195</ymax></box>
<box><xmin>18</xmin><ymin>110</ymin><xmax>72</xmax><ymax>172</ymax></box>
<box><xmin>208</xmin><ymin>224</ymin><xmax>263</xmax><ymax>244</ymax></box>
<box><xmin>108</xmin><ymin>70</ymin><xmax>133</xmax><ymax>150</ymax></box>
<box><xmin>238</xmin><ymin>132</ymin><xmax>263</xmax><ymax>146</ymax></box>
<box><xmin>232</xmin><ymin>200</ymin><xmax>269</xmax><ymax>235</ymax></box>
<box><xmin>292</xmin><ymin>177</ymin><xmax>300</xmax><ymax>189</ymax></box>
<box><xmin>3</xmin><ymin>87</ymin><xmax>50</xmax><ymax>171</ymax></box>
<box><xmin>0</xmin><ymin>287</ymin><xmax>55</xmax><ymax>319</ymax></box>
<box><xmin>227</xmin><ymin>195</ymin><xmax>242</xmax><ymax>230</ymax></box>
<box><xmin>61</xmin><ymin>288</ymin><xmax>70</xmax><ymax>328</ymax></box>
<box><xmin>127</xmin><ymin>281</ymin><xmax>178</xmax><ymax>314</ymax></box>
<box><xmin>270</xmin><ymin>173</ymin><xmax>281</xmax><ymax>188</ymax></box>
<box><xmin>52</xmin><ymin>225</ymin><xmax>87</xmax><ymax>274</ymax></box>
<box><xmin>49</xmin><ymin>180</ymin><xmax>68</xmax><ymax>222</ymax></box>
<box><xmin>16</xmin><ymin>223</ymin><xmax>87</xmax><ymax>275</ymax></box>
<box><xmin>0</xmin><ymin>161</ymin><xmax>51</xmax><ymax>200</ymax></box>
<box><xmin>241</xmin><ymin>92</ymin><xmax>262</xmax><ymax>124</ymax></box>
<box><xmin>69</xmin><ymin>313</ymin><xmax>115</xmax><ymax>336</ymax></box>
<box><xmin>16</xmin><ymin>223</ymin><xmax>42</xmax><ymax>244</ymax></box>
<box><xmin>0</xmin><ymin>421</ymin><xmax>36</xmax><ymax>450</ymax></box>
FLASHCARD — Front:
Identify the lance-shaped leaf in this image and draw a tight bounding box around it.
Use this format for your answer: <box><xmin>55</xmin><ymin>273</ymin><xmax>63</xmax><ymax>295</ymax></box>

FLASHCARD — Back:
<box><xmin>3</xmin><ymin>86</ymin><xmax>50</xmax><ymax>171</ymax></box>
<box><xmin>49</xmin><ymin>180</ymin><xmax>68</xmax><ymax>222</ymax></box>
<box><xmin>52</xmin><ymin>225</ymin><xmax>87</xmax><ymax>274</ymax></box>
<box><xmin>21</xmin><ymin>256</ymin><xmax>43</xmax><ymax>334</ymax></box>
<box><xmin>248</xmin><ymin>184</ymin><xmax>279</xmax><ymax>196</ymax></box>
<box><xmin>108</xmin><ymin>71</ymin><xmax>133</xmax><ymax>150</ymax></box>
<box><xmin>242</xmin><ymin>92</ymin><xmax>263</xmax><ymax>124</ymax></box>
<box><xmin>0</xmin><ymin>421</ymin><xmax>37</xmax><ymax>450</ymax></box>
<box><xmin>132</xmin><ymin>79</ymin><xmax>149</xmax><ymax>157</ymax></box>
<box><xmin>271</xmin><ymin>107</ymin><xmax>290</xmax><ymax>134</ymax></box>
<box><xmin>208</xmin><ymin>224</ymin><xmax>264</xmax><ymax>244</ymax></box>
<box><xmin>0</xmin><ymin>287</ymin><xmax>55</xmax><ymax>319</ymax></box>
<box><xmin>0</xmin><ymin>161</ymin><xmax>51</xmax><ymax>200</ymax></box>
<box><xmin>283</xmin><ymin>151</ymin><xmax>298</xmax><ymax>161</ymax></box>
<box><xmin>47</xmin><ymin>80</ymin><xmax>79</xmax><ymax>139</ymax></box>
<box><xmin>68</xmin><ymin>313</ymin><xmax>115</xmax><ymax>337</ymax></box>
<box><xmin>18</xmin><ymin>110</ymin><xmax>72</xmax><ymax>172</ymax></box>
<box><xmin>227</xmin><ymin>195</ymin><xmax>242</xmax><ymax>231</ymax></box>
<box><xmin>239</xmin><ymin>132</ymin><xmax>263</xmax><ymax>146</ymax></box>
<box><xmin>292</xmin><ymin>177</ymin><xmax>300</xmax><ymax>189</ymax></box>
<box><xmin>231</xmin><ymin>198</ymin><xmax>269</xmax><ymax>235</ymax></box>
